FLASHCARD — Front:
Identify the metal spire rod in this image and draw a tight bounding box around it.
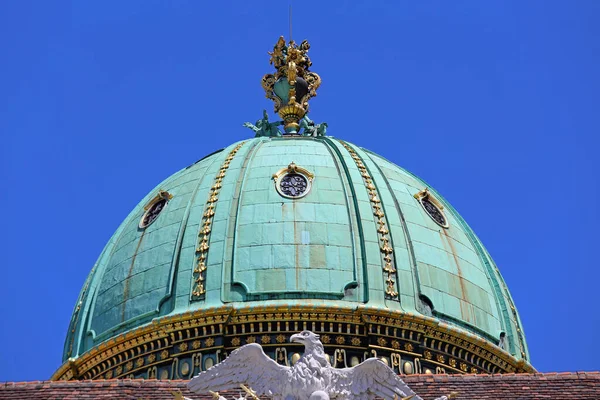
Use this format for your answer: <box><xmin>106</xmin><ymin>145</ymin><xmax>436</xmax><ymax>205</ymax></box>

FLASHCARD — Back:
<box><xmin>289</xmin><ymin>4</ymin><xmax>293</xmax><ymax>42</ymax></box>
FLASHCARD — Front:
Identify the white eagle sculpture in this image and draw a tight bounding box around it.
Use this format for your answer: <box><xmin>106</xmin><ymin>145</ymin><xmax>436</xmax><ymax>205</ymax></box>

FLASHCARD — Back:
<box><xmin>187</xmin><ymin>331</ymin><xmax>450</xmax><ymax>400</ymax></box>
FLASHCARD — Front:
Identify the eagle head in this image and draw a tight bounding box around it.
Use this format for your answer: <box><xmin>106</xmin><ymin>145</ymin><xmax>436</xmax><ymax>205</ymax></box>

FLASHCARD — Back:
<box><xmin>290</xmin><ymin>330</ymin><xmax>321</xmax><ymax>346</ymax></box>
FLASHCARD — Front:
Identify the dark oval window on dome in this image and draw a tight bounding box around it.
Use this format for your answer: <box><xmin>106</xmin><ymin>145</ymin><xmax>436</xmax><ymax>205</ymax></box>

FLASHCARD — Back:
<box><xmin>139</xmin><ymin>198</ymin><xmax>167</xmax><ymax>229</ymax></box>
<box><xmin>273</xmin><ymin>163</ymin><xmax>314</xmax><ymax>199</ymax></box>
<box><xmin>279</xmin><ymin>173</ymin><xmax>308</xmax><ymax>197</ymax></box>
<box><xmin>420</xmin><ymin>197</ymin><xmax>448</xmax><ymax>228</ymax></box>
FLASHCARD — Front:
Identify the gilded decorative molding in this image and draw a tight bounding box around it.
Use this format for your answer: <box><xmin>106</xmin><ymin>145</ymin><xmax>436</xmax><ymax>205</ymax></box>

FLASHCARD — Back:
<box><xmin>262</xmin><ymin>36</ymin><xmax>321</xmax><ymax>134</ymax></box>
<box><xmin>52</xmin><ymin>304</ymin><xmax>535</xmax><ymax>382</ymax></box>
<box><xmin>191</xmin><ymin>142</ymin><xmax>246</xmax><ymax>299</ymax></box>
<box><xmin>360</xmin><ymin>308</ymin><xmax>522</xmax><ymax>374</ymax></box>
<box><xmin>339</xmin><ymin>141</ymin><xmax>399</xmax><ymax>298</ymax></box>
<box><xmin>144</xmin><ymin>190</ymin><xmax>174</xmax><ymax>210</ymax></box>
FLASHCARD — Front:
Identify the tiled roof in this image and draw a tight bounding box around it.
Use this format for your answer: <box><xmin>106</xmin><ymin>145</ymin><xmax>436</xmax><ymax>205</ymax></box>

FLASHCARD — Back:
<box><xmin>2</xmin><ymin>373</ymin><xmax>599</xmax><ymax>400</ymax></box>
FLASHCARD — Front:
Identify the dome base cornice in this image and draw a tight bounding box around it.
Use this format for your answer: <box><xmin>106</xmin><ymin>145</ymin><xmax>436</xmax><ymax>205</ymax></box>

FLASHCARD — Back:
<box><xmin>52</xmin><ymin>304</ymin><xmax>535</xmax><ymax>381</ymax></box>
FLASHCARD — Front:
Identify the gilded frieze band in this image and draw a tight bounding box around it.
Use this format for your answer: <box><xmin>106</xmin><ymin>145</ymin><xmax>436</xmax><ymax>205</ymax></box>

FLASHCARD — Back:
<box><xmin>53</xmin><ymin>305</ymin><xmax>534</xmax><ymax>381</ymax></box>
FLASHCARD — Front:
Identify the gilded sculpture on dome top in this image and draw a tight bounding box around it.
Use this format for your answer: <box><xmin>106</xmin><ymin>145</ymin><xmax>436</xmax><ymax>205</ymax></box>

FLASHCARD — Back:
<box><xmin>268</xmin><ymin>37</ymin><xmax>312</xmax><ymax>78</ymax></box>
<box><xmin>262</xmin><ymin>36</ymin><xmax>321</xmax><ymax>134</ymax></box>
<box><xmin>268</xmin><ymin>36</ymin><xmax>287</xmax><ymax>69</ymax></box>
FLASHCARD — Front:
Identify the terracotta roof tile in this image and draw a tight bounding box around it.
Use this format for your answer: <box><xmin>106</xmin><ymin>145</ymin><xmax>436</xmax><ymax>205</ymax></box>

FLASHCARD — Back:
<box><xmin>1</xmin><ymin>373</ymin><xmax>599</xmax><ymax>400</ymax></box>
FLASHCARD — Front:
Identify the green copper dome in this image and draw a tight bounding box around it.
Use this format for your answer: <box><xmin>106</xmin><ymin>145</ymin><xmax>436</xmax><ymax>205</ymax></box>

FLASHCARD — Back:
<box><xmin>53</xmin><ymin>35</ymin><xmax>533</xmax><ymax>382</ymax></box>
<box><xmin>57</xmin><ymin>135</ymin><xmax>532</xmax><ymax>381</ymax></box>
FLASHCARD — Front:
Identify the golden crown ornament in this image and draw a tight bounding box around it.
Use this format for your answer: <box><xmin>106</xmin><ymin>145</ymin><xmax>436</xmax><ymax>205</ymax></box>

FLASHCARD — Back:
<box><xmin>261</xmin><ymin>36</ymin><xmax>322</xmax><ymax>134</ymax></box>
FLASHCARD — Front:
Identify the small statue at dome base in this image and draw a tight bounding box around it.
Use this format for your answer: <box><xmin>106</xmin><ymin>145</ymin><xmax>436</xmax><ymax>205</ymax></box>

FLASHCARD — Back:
<box><xmin>243</xmin><ymin>110</ymin><xmax>283</xmax><ymax>137</ymax></box>
<box><xmin>244</xmin><ymin>111</ymin><xmax>328</xmax><ymax>138</ymax></box>
<box><xmin>299</xmin><ymin>115</ymin><xmax>327</xmax><ymax>137</ymax></box>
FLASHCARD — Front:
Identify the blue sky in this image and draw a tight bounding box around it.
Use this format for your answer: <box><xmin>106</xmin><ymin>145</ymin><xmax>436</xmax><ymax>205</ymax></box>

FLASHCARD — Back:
<box><xmin>1</xmin><ymin>1</ymin><xmax>599</xmax><ymax>381</ymax></box>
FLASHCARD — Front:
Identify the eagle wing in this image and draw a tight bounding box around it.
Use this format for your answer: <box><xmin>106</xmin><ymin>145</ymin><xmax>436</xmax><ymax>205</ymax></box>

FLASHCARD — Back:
<box><xmin>187</xmin><ymin>343</ymin><xmax>290</xmax><ymax>396</ymax></box>
<box><xmin>330</xmin><ymin>358</ymin><xmax>422</xmax><ymax>400</ymax></box>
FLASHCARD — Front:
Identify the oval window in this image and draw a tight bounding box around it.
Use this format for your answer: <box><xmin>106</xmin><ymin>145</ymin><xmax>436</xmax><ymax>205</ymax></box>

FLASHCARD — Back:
<box><xmin>139</xmin><ymin>191</ymin><xmax>172</xmax><ymax>229</ymax></box>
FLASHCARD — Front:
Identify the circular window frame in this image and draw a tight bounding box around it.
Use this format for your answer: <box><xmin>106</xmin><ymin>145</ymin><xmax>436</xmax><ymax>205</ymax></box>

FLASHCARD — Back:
<box><xmin>139</xmin><ymin>190</ymin><xmax>173</xmax><ymax>229</ymax></box>
<box><xmin>414</xmin><ymin>188</ymin><xmax>449</xmax><ymax>229</ymax></box>
<box><xmin>272</xmin><ymin>162</ymin><xmax>314</xmax><ymax>200</ymax></box>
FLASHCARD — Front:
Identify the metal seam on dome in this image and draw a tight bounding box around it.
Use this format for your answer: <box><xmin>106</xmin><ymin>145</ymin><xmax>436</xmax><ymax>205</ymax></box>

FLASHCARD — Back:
<box><xmin>320</xmin><ymin>139</ymin><xmax>360</xmax><ymax>293</ymax></box>
<box><xmin>224</xmin><ymin>138</ymin><xmax>266</xmax><ymax>300</ymax></box>
<box><xmin>65</xmin><ymin>265</ymin><xmax>96</xmax><ymax>359</ymax></box>
<box><xmin>499</xmin><ymin>274</ymin><xmax>527</xmax><ymax>359</ymax></box>
<box><xmin>66</xmin><ymin>225</ymin><xmax>127</xmax><ymax>360</ymax></box>
<box><xmin>121</xmin><ymin>230</ymin><xmax>148</xmax><ymax>323</ymax></box>
<box><xmin>81</xmin><ymin>192</ymin><xmax>163</xmax><ymax>349</ymax></box>
<box><xmin>69</xmin><ymin>207</ymin><xmax>144</xmax><ymax>359</ymax></box>
<box><xmin>478</xmin><ymin>242</ymin><xmax>528</xmax><ymax>359</ymax></box>
<box><xmin>191</xmin><ymin>141</ymin><xmax>247</xmax><ymax>300</ymax></box>
<box><xmin>338</xmin><ymin>140</ymin><xmax>399</xmax><ymax>299</ymax></box>
<box><xmin>322</xmin><ymin>137</ymin><xmax>369</xmax><ymax>302</ymax></box>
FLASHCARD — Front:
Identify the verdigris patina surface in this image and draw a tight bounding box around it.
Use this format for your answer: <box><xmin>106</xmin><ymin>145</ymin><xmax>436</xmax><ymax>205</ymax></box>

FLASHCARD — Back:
<box><xmin>55</xmin><ymin>34</ymin><xmax>533</xmax><ymax>383</ymax></box>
